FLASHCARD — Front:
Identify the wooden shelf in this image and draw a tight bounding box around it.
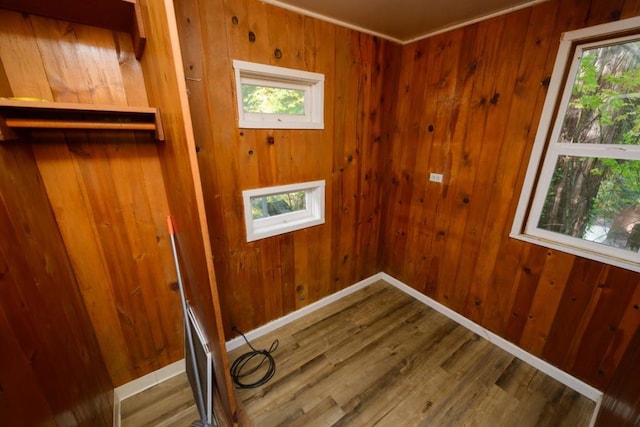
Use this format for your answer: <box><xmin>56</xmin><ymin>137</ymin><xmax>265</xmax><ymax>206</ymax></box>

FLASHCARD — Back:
<box><xmin>0</xmin><ymin>0</ymin><xmax>146</xmax><ymax>59</ymax></box>
<box><xmin>0</xmin><ymin>99</ymin><xmax>164</xmax><ymax>141</ymax></box>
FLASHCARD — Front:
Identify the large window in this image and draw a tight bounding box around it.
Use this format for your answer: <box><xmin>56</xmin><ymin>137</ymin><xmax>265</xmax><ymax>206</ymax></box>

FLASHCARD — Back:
<box><xmin>512</xmin><ymin>17</ymin><xmax>640</xmax><ymax>272</ymax></box>
<box><xmin>233</xmin><ymin>60</ymin><xmax>324</xmax><ymax>129</ymax></box>
<box><xmin>242</xmin><ymin>181</ymin><xmax>325</xmax><ymax>242</ymax></box>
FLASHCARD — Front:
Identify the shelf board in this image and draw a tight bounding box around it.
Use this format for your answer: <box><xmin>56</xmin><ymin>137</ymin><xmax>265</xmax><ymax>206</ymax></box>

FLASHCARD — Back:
<box><xmin>0</xmin><ymin>0</ymin><xmax>146</xmax><ymax>59</ymax></box>
<box><xmin>0</xmin><ymin>99</ymin><xmax>164</xmax><ymax>141</ymax></box>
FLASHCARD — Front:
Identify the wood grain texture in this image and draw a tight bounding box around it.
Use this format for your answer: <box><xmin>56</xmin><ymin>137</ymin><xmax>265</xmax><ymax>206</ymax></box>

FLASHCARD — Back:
<box><xmin>121</xmin><ymin>373</ymin><xmax>199</xmax><ymax>427</ymax></box>
<box><xmin>137</xmin><ymin>0</ymin><xmax>237</xmax><ymax>423</ymax></box>
<box><xmin>174</xmin><ymin>0</ymin><xmax>640</xmax><ymax>420</ymax></box>
<box><xmin>595</xmin><ymin>326</ymin><xmax>640</xmax><ymax>426</ymax></box>
<box><xmin>377</xmin><ymin>0</ymin><xmax>640</xmax><ymax>392</ymax></box>
<box><xmin>0</xmin><ymin>142</ymin><xmax>113</xmax><ymax>425</ymax></box>
<box><xmin>229</xmin><ymin>281</ymin><xmax>596</xmax><ymax>426</ymax></box>
<box><xmin>0</xmin><ymin>9</ymin><xmax>182</xmax><ymax>387</ymax></box>
<box><xmin>173</xmin><ymin>0</ymin><xmax>395</xmax><ymax>339</ymax></box>
<box><xmin>1</xmin><ymin>3</ymin><xmax>237</xmax><ymax>424</ymax></box>
<box><xmin>3</xmin><ymin>0</ymin><xmax>639</xmax><ymax>425</ymax></box>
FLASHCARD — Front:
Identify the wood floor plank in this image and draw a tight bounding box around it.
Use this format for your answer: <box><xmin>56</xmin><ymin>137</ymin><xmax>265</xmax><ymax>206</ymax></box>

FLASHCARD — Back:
<box><xmin>121</xmin><ymin>374</ymin><xmax>199</xmax><ymax>427</ymax></box>
<box><xmin>229</xmin><ymin>280</ymin><xmax>596</xmax><ymax>427</ymax></box>
<box><xmin>495</xmin><ymin>358</ymin><xmax>538</xmax><ymax>399</ymax></box>
<box><xmin>457</xmin><ymin>384</ymin><xmax>520</xmax><ymax>427</ymax></box>
<box><xmin>121</xmin><ymin>280</ymin><xmax>595</xmax><ymax>426</ymax></box>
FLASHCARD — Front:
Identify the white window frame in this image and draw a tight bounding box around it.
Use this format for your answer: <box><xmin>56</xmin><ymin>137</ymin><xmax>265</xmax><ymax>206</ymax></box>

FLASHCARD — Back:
<box><xmin>232</xmin><ymin>60</ymin><xmax>324</xmax><ymax>129</ymax></box>
<box><xmin>242</xmin><ymin>180</ymin><xmax>325</xmax><ymax>242</ymax></box>
<box><xmin>512</xmin><ymin>16</ymin><xmax>640</xmax><ymax>273</ymax></box>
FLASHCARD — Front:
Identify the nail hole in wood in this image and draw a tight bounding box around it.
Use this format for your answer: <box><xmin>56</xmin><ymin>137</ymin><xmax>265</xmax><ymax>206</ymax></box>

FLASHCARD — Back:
<box><xmin>248</xmin><ymin>31</ymin><xmax>256</xmax><ymax>42</ymax></box>
<box><xmin>274</xmin><ymin>48</ymin><xmax>283</xmax><ymax>59</ymax></box>
<box><xmin>232</xmin><ymin>16</ymin><xmax>239</xmax><ymax>25</ymax></box>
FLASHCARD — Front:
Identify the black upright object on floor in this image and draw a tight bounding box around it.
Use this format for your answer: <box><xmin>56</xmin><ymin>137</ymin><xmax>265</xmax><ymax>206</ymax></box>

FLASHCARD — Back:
<box><xmin>167</xmin><ymin>216</ymin><xmax>216</xmax><ymax>427</ymax></box>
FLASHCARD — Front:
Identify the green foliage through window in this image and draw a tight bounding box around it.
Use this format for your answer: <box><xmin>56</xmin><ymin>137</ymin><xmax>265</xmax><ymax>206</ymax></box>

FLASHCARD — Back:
<box><xmin>242</xmin><ymin>84</ymin><xmax>305</xmax><ymax>115</ymax></box>
<box><xmin>538</xmin><ymin>39</ymin><xmax>640</xmax><ymax>252</ymax></box>
<box><xmin>251</xmin><ymin>191</ymin><xmax>306</xmax><ymax>220</ymax></box>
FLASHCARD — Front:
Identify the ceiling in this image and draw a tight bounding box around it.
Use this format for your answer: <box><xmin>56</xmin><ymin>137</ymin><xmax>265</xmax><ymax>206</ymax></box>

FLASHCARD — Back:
<box><xmin>261</xmin><ymin>0</ymin><xmax>548</xmax><ymax>44</ymax></box>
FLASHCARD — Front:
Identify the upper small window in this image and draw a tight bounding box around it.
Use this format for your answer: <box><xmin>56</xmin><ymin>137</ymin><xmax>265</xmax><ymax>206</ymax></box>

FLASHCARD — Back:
<box><xmin>232</xmin><ymin>60</ymin><xmax>324</xmax><ymax>129</ymax></box>
<box><xmin>512</xmin><ymin>17</ymin><xmax>640</xmax><ymax>272</ymax></box>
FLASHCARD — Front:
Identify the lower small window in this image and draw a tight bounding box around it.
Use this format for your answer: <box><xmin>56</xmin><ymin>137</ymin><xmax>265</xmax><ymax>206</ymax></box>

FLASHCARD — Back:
<box><xmin>242</xmin><ymin>180</ymin><xmax>325</xmax><ymax>242</ymax></box>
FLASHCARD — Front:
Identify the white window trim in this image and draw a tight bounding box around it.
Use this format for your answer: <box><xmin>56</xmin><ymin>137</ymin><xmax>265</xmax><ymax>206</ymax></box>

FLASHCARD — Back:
<box><xmin>242</xmin><ymin>180</ymin><xmax>325</xmax><ymax>242</ymax></box>
<box><xmin>233</xmin><ymin>60</ymin><xmax>324</xmax><ymax>129</ymax></box>
<box><xmin>511</xmin><ymin>16</ymin><xmax>640</xmax><ymax>273</ymax></box>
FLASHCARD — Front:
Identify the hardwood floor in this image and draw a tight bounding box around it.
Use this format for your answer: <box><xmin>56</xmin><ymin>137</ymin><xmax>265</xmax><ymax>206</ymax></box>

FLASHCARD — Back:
<box><xmin>120</xmin><ymin>374</ymin><xmax>199</xmax><ymax>427</ymax></box>
<box><xmin>121</xmin><ymin>280</ymin><xmax>596</xmax><ymax>426</ymax></box>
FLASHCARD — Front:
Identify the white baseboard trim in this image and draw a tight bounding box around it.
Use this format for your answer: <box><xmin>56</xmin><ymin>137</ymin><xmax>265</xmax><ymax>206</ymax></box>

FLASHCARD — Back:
<box><xmin>225</xmin><ymin>274</ymin><xmax>382</xmax><ymax>352</ymax></box>
<box><xmin>379</xmin><ymin>272</ymin><xmax>603</xmax><ymax>425</ymax></box>
<box><xmin>113</xmin><ymin>393</ymin><xmax>120</xmax><ymax>427</ymax></box>
<box><xmin>113</xmin><ymin>359</ymin><xmax>186</xmax><ymax>427</ymax></box>
<box><xmin>225</xmin><ymin>271</ymin><xmax>603</xmax><ymax>424</ymax></box>
<box><xmin>379</xmin><ymin>273</ymin><xmax>602</xmax><ymax>401</ymax></box>
<box><xmin>115</xmin><ymin>272</ymin><xmax>603</xmax><ymax>426</ymax></box>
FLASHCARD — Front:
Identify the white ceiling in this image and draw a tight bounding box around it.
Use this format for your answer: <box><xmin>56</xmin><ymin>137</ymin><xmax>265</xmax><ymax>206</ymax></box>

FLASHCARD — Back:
<box><xmin>261</xmin><ymin>0</ymin><xmax>548</xmax><ymax>44</ymax></box>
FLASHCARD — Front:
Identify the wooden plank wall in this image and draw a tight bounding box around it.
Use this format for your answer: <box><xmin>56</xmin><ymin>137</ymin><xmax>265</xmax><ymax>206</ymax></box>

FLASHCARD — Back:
<box><xmin>378</xmin><ymin>0</ymin><xmax>640</xmax><ymax>391</ymax></box>
<box><xmin>0</xmin><ymin>143</ymin><xmax>113</xmax><ymax>425</ymax></box>
<box><xmin>0</xmin><ymin>10</ymin><xmax>183</xmax><ymax>387</ymax></box>
<box><xmin>173</xmin><ymin>0</ymin><xmax>399</xmax><ymax>337</ymax></box>
<box><xmin>3</xmin><ymin>0</ymin><xmax>639</xmax><ymax>423</ymax></box>
<box><xmin>137</xmin><ymin>0</ymin><xmax>237</xmax><ymax>423</ymax></box>
<box><xmin>596</xmin><ymin>325</ymin><xmax>640</xmax><ymax>425</ymax></box>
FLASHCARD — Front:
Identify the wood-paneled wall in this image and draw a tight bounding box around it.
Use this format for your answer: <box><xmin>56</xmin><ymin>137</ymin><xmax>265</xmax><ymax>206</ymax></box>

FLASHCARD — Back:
<box><xmin>174</xmin><ymin>0</ymin><xmax>399</xmax><ymax>337</ymax></box>
<box><xmin>138</xmin><ymin>0</ymin><xmax>237</xmax><ymax>422</ymax></box>
<box><xmin>0</xmin><ymin>10</ymin><xmax>183</xmax><ymax>387</ymax></box>
<box><xmin>596</xmin><ymin>325</ymin><xmax>640</xmax><ymax>425</ymax></box>
<box><xmin>378</xmin><ymin>0</ymin><xmax>640</xmax><ymax>391</ymax></box>
<box><xmin>0</xmin><ymin>142</ymin><xmax>112</xmax><ymax>424</ymax></box>
<box><xmin>4</xmin><ymin>0</ymin><xmax>639</xmax><ymax>423</ymax></box>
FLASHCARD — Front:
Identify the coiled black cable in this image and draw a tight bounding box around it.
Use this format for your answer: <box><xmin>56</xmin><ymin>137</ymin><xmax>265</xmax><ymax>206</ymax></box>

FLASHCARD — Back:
<box><xmin>230</xmin><ymin>327</ymin><xmax>279</xmax><ymax>389</ymax></box>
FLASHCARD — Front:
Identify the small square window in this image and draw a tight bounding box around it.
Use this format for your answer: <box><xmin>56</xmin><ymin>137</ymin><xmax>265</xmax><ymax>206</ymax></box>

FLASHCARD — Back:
<box><xmin>233</xmin><ymin>60</ymin><xmax>324</xmax><ymax>129</ymax></box>
<box><xmin>242</xmin><ymin>180</ymin><xmax>325</xmax><ymax>242</ymax></box>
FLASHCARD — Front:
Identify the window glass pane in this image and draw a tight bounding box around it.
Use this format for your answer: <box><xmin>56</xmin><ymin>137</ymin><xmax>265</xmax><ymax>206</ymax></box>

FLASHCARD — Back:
<box><xmin>241</xmin><ymin>84</ymin><xmax>305</xmax><ymax>115</ymax></box>
<box><xmin>559</xmin><ymin>39</ymin><xmax>640</xmax><ymax>145</ymax></box>
<box><xmin>250</xmin><ymin>191</ymin><xmax>306</xmax><ymax>219</ymax></box>
<box><xmin>538</xmin><ymin>155</ymin><xmax>640</xmax><ymax>252</ymax></box>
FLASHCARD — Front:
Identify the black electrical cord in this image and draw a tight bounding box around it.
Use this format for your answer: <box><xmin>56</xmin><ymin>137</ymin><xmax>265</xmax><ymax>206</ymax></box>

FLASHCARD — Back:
<box><xmin>230</xmin><ymin>327</ymin><xmax>279</xmax><ymax>389</ymax></box>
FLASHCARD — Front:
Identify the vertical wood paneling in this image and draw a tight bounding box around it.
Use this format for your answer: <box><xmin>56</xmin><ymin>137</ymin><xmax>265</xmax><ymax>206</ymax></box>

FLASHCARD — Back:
<box><xmin>174</xmin><ymin>0</ymin><xmax>396</xmax><ymax>338</ymax></box>
<box><xmin>0</xmin><ymin>143</ymin><xmax>112</xmax><ymax>425</ymax></box>
<box><xmin>0</xmin><ymin>301</ymin><xmax>56</xmax><ymax>426</ymax></box>
<box><xmin>441</xmin><ymin>15</ymin><xmax>508</xmax><ymax>314</ymax></box>
<box><xmin>3</xmin><ymin>0</ymin><xmax>636</xmax><ymax>423</ymax></box>
<box><xmin>596</xmin><ymin>326</ymin><xmax>640</xmax><ymax>426</ymax></box>
<box><xmin>138</xmin><ymin>0</ymin><xmax>238</xmax><ymax>423</ymax></box>
<box><xmin>379</xmin><ymin>0</ymin><xmax>640</xmax><ymax>391</ymax></box>
<box><xmin>400</xmin><ymin>34</ymin><xmax>451</xmax><ymax>291</ymax></box>
<box><xmin>458</xmin><ymin>9</ymin><xmax>531</xmax><ymax>321</ymax></box>
<box><xmin>0</xmin><ymin>9</ymin><xmax>182</xmax><ymax>387</ymax></box>
<box><xmin>569</xmin><ymin>268</ymin><xmax>639</xmax><ymax>388</ymax></box>
<box><xmin>481</xmin><ymin>0</ymin><xmax>562</xmax><ymax>333</ymax></box>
